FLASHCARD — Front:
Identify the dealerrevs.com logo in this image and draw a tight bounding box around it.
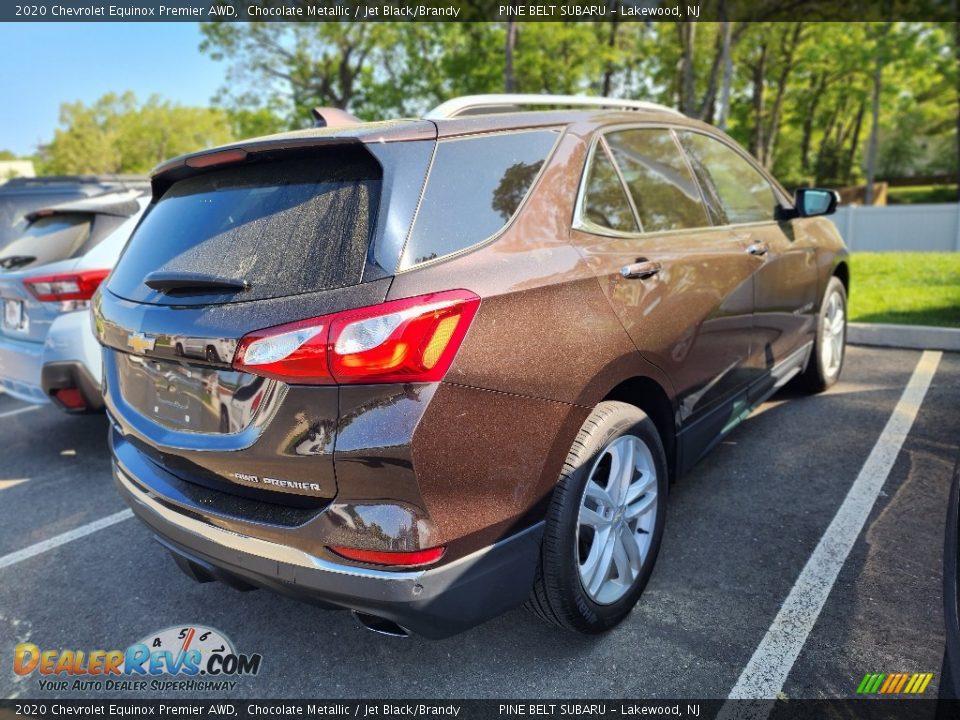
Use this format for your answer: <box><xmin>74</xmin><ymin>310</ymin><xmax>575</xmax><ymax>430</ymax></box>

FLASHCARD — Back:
<box><xmin>14</xmin><ymin>625</ymin><xmax>262</xmax><ymax>693</ymax></box>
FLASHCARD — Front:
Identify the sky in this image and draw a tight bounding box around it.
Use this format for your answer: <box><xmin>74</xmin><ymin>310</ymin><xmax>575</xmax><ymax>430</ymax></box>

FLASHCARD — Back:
<box><xmin>0</xmin><ymin>23</ymin><xmax>224</xmax><ymax>156</ymax></box>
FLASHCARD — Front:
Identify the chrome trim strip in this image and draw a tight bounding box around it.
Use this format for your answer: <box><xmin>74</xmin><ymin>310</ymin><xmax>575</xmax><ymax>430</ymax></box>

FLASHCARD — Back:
<box><xmin>771</xmin><ymin>341</ymin><xmax>814</xmax><ymax>389</ymax></box>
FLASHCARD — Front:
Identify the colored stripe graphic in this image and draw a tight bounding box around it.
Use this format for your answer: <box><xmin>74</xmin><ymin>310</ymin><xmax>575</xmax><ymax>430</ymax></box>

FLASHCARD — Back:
<box><xmin>857</xmin><ymin>672</ymin><xmax>933</xmax><ymax>694</ymax></box>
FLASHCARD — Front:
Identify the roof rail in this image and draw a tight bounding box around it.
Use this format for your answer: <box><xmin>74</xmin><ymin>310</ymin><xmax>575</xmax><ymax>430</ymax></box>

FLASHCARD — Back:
<box><xmin>423</xmin><ymin>94</ymin><xmax>684</xmax><ymax>120</ymax></box>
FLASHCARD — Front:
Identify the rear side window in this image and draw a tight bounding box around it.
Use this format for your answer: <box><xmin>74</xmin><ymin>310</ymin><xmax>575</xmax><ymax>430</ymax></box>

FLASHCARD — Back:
<box><xmin>605</xmin><ymin>129</ymin><xmax>708</xmax><ymax>233</ymax></box>
<box><xmin>582</xmin><ymin>142</ymin><xmax>639</xmax><ymax>233</ymax></box>
<box><xmin>108</xmin><ymin>148</ymin><xmax>380</xmax><ymax>305</ymax></box>
<box><xmin>400</xmin><ymin>129</ymin><xmax>559</xmax><ymax>270</ymax></box>
<box><xmin>679</xmin><ymin>131</ymin><xmax>778</xmax><ymax>225</ymax></box>
<box><xmin>0</xmin><ymin>214</ymin><xmax>92</xmax><ymax>271</ymax></box>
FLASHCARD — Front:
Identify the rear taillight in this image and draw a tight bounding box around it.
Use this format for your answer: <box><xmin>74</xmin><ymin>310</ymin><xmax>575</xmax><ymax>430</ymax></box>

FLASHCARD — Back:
<box><xmin>24</xmin><ymin>270</ymin><xmax>111</xmax><ymax>302</ymax></box>
<box><xmin>329</xmin><ymin>545</ymin><xmax>446</xmax><ymax>567</ymax></box>
<box><xmin>233</xmin><ymin>290</ymin><xmax>480</xmax><ymax>385</ymax></box>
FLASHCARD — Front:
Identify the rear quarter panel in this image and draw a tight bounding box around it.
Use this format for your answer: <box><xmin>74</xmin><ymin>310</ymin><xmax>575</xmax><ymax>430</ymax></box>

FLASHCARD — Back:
<box><xmin>383</xmin><ymin>122</ymin><xmax>676</xmax><ymax>550</ymax></box>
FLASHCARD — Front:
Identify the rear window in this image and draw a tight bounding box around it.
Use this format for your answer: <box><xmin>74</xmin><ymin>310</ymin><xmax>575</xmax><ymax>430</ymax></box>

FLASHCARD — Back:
<box><xmin>0</xmin><ymin>193</ymin><xmax>86</xmax><ymax>248</ymax></box>
<box><xmin>399</xmin><ymin>129</ymin><xmax>559</xmax><ymax>270</ymax></box>
<box><xmin>0</xmin><ymin>214</ymin><xmax>92</xmax><ymax>271</ymax></box>
<box><xmin>582</xmin><ymin>142</ymin><xmax>639</xmax><ymax>233</ymax></box>
<box><xmin>108</xmin><ymin>148</ymin><xmax>381</xmax><ymax>305</ymax></box>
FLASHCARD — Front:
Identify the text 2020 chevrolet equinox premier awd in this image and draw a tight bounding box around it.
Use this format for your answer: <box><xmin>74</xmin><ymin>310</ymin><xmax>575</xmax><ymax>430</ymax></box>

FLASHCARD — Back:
<box><xmin>94</xmin><ymin>94</ymin><xmax>849</xmax><ymax>638</ymax></box>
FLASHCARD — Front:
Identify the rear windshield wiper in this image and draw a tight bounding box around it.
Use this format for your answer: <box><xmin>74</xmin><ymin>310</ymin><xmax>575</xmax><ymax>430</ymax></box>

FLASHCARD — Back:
<box><xmin>0</xmin><ymin>256</ymin><xmax>36</xmax><ymax>271</ymax></box>
<box><xmin>144</xmin><ymin>271</ymin><xmax>250</xmax><ymax>296</ymax></box>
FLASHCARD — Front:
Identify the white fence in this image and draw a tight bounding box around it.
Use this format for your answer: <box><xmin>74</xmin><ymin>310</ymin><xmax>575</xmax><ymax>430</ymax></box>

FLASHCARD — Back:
<box><xmin>829</xmin><ymin>203</ymin><xmax>960</xmax><ymax>252</ymax></box>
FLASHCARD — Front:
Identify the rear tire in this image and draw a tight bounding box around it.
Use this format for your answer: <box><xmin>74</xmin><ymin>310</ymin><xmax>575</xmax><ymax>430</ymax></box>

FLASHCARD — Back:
<box><xmin>798</xmin><ymin>276</ymin><xmax>847</xmax><ymax>394</ymax></box>
<box><xmin>527</xmin><ymin>401</ymin><xmax>668</xmax><ymax>633</ymax></box>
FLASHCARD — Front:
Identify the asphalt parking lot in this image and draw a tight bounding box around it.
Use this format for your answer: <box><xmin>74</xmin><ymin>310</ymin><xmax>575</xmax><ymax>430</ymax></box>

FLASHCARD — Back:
<box><xmin>1</xmin><ymin>345</ymin><xmax>958</xmax><ymax>701</ymax></box>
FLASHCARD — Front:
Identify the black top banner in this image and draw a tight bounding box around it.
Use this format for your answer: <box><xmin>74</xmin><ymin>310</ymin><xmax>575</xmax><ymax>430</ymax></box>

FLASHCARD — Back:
<box><xmin>3</xmin><ymin>0</ymin><xmax>959</xmax><ymax>23</ymax></box>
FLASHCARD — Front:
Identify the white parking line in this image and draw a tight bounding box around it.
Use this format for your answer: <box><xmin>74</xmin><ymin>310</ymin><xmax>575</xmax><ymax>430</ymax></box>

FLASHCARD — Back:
<box><xmin>0</xmin><ymin>509</ymin><xmax>133</xmax><ymax>570</ymax></box>
<box><xmin>0</xmin><ymin>405</ymin><xmax>39</xmax><ymax>420</ymax></box>
<box><xmin>719</xmin><ymin>350</ymin><xmax>942</xmax><ymax>715</ymax></box>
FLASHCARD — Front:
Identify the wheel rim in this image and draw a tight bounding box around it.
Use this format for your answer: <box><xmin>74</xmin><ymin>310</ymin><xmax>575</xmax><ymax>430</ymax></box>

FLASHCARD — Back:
<box><xmin>576</xmin><ymin>434</ymin><xmax>658</xmax><ymax>605</ymax></box>
<box><xmin>820</xmin><ymin>289</ymin><xmax>846</xmax><ymax>378</ymax></box>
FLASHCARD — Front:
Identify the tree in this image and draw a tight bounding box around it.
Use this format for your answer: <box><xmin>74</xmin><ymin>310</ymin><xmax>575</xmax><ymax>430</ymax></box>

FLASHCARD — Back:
<box><xmin>864</xmin><ymin>23</ymin><xmax>894</xmax><ymax>204</ymax></box>
<box><xmin>200</xmin><ymin>22</ymin><xmax>404</xmax><ymax>125</ymax></box>
<box><xmin>38</xmin><ymin>92</ymin><xmax>233</xmax><ymax>175</ymax></box>
<box><xmin>193</xmin><ymin>19</ymin><xmax>956</xmax><ymax>192</ymax></box>
<box><xmin>200</xmin><ymin>22</ymin><xmax>609</xmax><ymax>128</ymax></box>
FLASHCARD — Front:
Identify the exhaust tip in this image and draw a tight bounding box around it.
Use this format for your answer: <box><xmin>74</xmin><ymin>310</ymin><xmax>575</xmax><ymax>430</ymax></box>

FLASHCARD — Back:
<box><xmin>352</xmin><ymin>611</ymin><xmax>410</xmax><ymax>638</ymax></box>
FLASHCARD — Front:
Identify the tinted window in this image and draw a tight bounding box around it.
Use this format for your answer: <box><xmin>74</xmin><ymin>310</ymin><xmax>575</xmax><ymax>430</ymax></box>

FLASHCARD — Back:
<box><xmin>108</xmin><ymin>149</ymin><xmax>380</xmax><ymax>305</ymax></box>
<box><xmin>401</xmin><ymin>130</ymin><xmax>559</xmax><ymax>269</ymax></box>
<box><xmin>583</xmin><ymin>143</ymin><xmax>639</xmax><ymax>233</ymax></box>
<box><xmin>0</xmin><ymin>214</ymin><xmax>92</xmax><ymax>271</ymax></box>
<box><xmin>679</xmin><ymin>132</ymin><xmax>778</xmax><ymax>225</ymax></box>
<box><xmin>605</xmin><ymin>129</ymin><xmax>708</xmax><ymax>233</ymax></box>
<box><xmin>0</xmin><ymin>193</ymin><xmax>85</xmax><ymax>248</ymax></box>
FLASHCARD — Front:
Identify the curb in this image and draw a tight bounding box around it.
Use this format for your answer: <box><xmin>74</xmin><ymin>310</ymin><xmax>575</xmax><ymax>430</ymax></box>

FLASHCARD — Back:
<box><xmin>848</xmin><ymin>322</ymin><xmax>960</xmax><ymax>352</ymax></box>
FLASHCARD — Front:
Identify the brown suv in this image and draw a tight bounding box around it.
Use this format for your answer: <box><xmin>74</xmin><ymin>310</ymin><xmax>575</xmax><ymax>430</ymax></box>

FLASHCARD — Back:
<box><xmin>94</xmin><ymin>94</ymin><xmax>849</xmax><ymax>638</ymax></box>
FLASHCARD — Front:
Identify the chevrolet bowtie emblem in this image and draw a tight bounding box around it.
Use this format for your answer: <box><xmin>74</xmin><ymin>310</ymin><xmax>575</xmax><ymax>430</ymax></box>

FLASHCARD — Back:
<box><xmin>128</xmin><ymin>332</ymin><xmax>156</xmax><ymax>354</ymax></box>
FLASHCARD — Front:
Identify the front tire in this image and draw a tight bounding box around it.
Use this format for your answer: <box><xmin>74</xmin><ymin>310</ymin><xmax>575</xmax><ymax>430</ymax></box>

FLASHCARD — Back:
<box><xmin>527</xmin><ymin>401</ymin><xmax>668</xmax><ymax>633</ymax></box>
<box><xmin>799</xmin><ymin>276</ymin><xmax>847</xmax><ymax>393</ymax></box>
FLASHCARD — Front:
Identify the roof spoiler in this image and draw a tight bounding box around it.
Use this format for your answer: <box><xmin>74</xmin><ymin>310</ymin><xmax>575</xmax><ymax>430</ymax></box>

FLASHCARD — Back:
<box><xmin>24</xmin><ymin>190</ymin><xmax>145</xmax><ymax>222</ymax></box>
<box><xmin>312</xmin><ymin>107</ymin><xmax>361</xmax><ymax>128</ymax></box>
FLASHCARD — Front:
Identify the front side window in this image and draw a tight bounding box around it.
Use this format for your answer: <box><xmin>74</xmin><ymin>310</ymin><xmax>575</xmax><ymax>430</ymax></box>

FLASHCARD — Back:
<box><xmin>679</xmin><ymin>131</ymin><xmax>779</xmax><ymax>225</ymax></box>
<box><xmin>604</xmin><ymin>129</ymin><xmax>709</xmax><ymax>233</ymax></box>
<box><xmin>400</xmin><ymin>129</ymin><xmax>559</xmax><ymax>270</ymax></box>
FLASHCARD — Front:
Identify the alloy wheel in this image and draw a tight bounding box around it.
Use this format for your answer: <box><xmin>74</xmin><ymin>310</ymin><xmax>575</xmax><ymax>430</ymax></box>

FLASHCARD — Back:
<box><xmin>821</xmin><ymin>289</ymin><xmax>846</xmax><ymax>377</ymax></box>
<box><xmin>576</xmin><ymin>434</ymin><xmax>658</xmax><ymax>605</ymax></box>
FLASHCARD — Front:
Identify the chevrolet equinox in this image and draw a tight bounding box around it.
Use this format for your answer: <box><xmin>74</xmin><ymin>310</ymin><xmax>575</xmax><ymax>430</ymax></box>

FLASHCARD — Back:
<box><xmin>94</xmin><ymin>94</ymin><xmax>849</xmax><ymax>638</ymax></box>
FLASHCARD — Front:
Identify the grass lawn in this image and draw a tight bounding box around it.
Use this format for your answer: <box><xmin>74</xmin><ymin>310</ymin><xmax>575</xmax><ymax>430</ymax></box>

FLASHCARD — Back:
<box><xmin>848</xmin><ymin>252</ymin><xmax>960</xmax><ymax>328</ymax></box>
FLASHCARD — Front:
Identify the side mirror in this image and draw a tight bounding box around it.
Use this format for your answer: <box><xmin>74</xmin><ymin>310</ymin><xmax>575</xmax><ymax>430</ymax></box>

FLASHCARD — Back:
<box><xmin>794</xmin><ymin>187</ymin><xmax>839</xmax><ymax>217</ymax></box>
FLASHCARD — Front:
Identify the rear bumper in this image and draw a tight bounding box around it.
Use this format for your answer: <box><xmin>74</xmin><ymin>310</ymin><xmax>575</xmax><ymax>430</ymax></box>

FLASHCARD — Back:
<box><xmin>114</xmin><ymin>461</ymin><xmax>543</xmax><ymax>639</ymax></box>
<box><xmin>41</xmin><ymin>361</ymin><xmax>104</xmax><ymax>412</ymax></box>
<box><xmin>0</xmin><ymin>334</ymin><xmax>47</xmax><ymax>404</ymax></box>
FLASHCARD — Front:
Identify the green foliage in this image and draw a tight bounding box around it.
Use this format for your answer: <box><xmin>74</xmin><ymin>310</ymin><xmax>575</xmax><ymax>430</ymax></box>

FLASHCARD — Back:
<box><xmin>38</xmin><ymin>92</ymin><xmax>235</xmax><ymax>175</ymax></box>
<box><xmin>0</xmin><ymin>150</ymin><xmax>17</xmax><ymax>161</ymax></box>
<box><xmin>887</xmin><ymin>184</ymin><xmax>959</xmax><ymax>204</ymax></box>
<box><xmin>195</xmin><ymin>20</ymin><xmax>960</xmax><ymax>188</ymax></box>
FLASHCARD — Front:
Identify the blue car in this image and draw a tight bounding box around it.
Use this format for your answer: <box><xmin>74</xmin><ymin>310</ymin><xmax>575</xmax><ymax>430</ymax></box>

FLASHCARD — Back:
<box><xmin>0</xmin><ymin>190</ymin><xmax>148</xmax><ymax>411</ymax></box>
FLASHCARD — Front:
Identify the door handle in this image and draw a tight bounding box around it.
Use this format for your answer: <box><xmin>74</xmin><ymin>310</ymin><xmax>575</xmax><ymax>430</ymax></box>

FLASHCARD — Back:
<box><xmin>746</xmin><ymin>242</ymin><xmax>769</xmax><ymax>256</ymax></box>
<box><xmin>620</xmin><ymin>260</ymin><xmax>662</xmax><ymax>279</ymax></box>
